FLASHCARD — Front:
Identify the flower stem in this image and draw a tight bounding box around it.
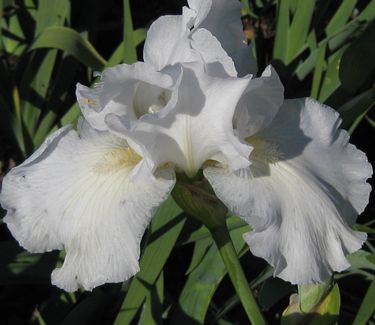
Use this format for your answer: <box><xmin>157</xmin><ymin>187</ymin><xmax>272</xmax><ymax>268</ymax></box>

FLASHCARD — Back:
<box><xmin>210</xmin><ymin>226</ymin><xmax>266</xmax><ymax>325</ymax></box>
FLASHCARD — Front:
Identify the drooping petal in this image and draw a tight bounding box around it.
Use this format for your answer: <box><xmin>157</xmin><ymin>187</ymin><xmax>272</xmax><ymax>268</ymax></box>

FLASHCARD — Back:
<box><xmin>204</xmin><ymin>98</ymin><xmax>372</xmax><ymax>284</ymax></box>
<box><xmin>106</xmin><ymin>62</ymin><xmax>252</xmax><ymax>177</ymax></box>
<box><xmin>0</xmin><ymin>120</ymin><xmax>175</xmax><ymax>291</ymax></box>
<box><xmin>234</xmin><ymin>65</ymin><xmax>284</xmax><ymax>139</ymax></box>
<box><xmin>76</xmin><ymin>62</ymin><xmax>176</xmax><ymax>131</ymax></box>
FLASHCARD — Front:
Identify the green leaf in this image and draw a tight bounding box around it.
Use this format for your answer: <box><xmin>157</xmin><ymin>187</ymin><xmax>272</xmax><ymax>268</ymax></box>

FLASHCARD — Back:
<box><xmin>31</xmin><ymin>26</ymin><xmax>107</xmax><ymax>70</ymax></box>
<box><xmin>185</xmin><ymin>236</ymin><xmax>212</xmax><ymax>275</ymax></box>
<box><xmin>339</xmin><ymin>21</ymin><xmax>375</xmax><ymax>94</ymax></box>
<box><xmin>20</xmin><ymin>50</ymin><xmax>58</xmax><ymax>141</ymax></box>
<box><xmin>107</xmin><ymin>28</ymin><xmax>146</xmax><ymax>67</ymax></box>
<box><xmin>183</xmin><ymin>216</ymin><xmax>249</xmax><ymax>245</ymax></box>
<box><xmin>33</xmin><ymin>56</ymin><xmax>80</xmax><ymax>146</ymax></box>
<box><xmin>0</xmin><ymin>241</ymin><xmax>58</xmax><ymax>284</ymax></box>
<box><xmin>114</xmin><ymin>197</ymin><xmax>184</xmax><ymax>325</ymax></box>
<box><xmin>138</xmin><ymin>272</ymin><xmax>164</xmax><ymax>325</ymax></box>
<box><xmin>346</xmin><ymin>249</ymin><xmax>375</xmax><ymax>276</ymax></box>
<box><xmin>174</xmin><ymin>226</ymin><xmax>247</xmax><ymax>324</ymax></box>
<box><xmin>286</xmin><ymin>0</ymin><xmax>315</xmax><ymax>63</ymax></box>
<box><xmin>325</xmin><ymin>0</ymin><xmax>357</xmax><ymax>37</ymax></box>
<box><xmin>353</xmin><ymin>279</ymin><xmax>375</xmax><ymax>325</ymax></box>
<box><xmin>281</xmin><ymin>283</ymin><xmax>340</xmax><ymax>325</ymax></box>
<box><xmin>358</xmin><ymin>0</ymin><xmax>375</xmax><ymax>22</ymax></box>
<box><xmin>211</xmin><ymin>267</ymin><xmax>274</xmax><ymax>324</ymax></box>
<box><xmin>298</xmin><ymin>280</ymin><xmax>333</xmax><ymax>313</ymax></box>
<box><xmin>46</xmin><ymin>102</ymin><xmax>81</xmax><ymax>137</ymax></box>
<box><xmin>338</xmin><ymin>88</ymin><xmax>375</xmax><ymax>129</ymax></box>
<box><xmin>122</xmin><ymin>0</ymin><xmax>137</xmax><ymax>64</ymax></box>
<box><xmin>1</xmin><ymin>3</ymin><xmax>33</xmax><ymax>55</ymax></box>
<box><xmin>60</xmin><ymin>102</ymin><xmax>81</xmax><ymax>126</ymax></box>
<box><xmin>354</xmin><ymin>224</ymin><xmax>375</xmax><ymax>235</ymax></box>
<box><xmin>348</xmin><ymin>107</ymin><xmax>371</xmax><ymax>135</ymax></box>
<box><xmin>34</xmin><ymin>0</ymin><xmax>70</xmax><ymax>36</ymax></box>
<box><xmin>273</xmin><ymin>0</ymin><xmax>290</xmax><ymax>62</ymax></box>
<box><xmin>310</xmin><ymin>42</ymin><xmax>326</xmax><ymax>99</ymax></box>
<box><xmin>318</xmin><ymin>47</ymin><xmax>345</xmax><ymax>102</ymax></box>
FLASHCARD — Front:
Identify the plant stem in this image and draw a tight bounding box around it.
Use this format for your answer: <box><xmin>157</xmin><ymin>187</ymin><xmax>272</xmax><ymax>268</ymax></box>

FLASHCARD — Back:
<box><xmin>210</xmin><ymin>226</ymin><xmax>266</xmax><ymax>325</ymax></box>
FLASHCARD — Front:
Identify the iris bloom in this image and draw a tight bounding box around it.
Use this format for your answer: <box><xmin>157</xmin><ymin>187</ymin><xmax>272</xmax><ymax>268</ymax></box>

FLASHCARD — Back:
<box><xmin>0</xmin><ymin>0</ymin><xmax>372</xmax><ymax>292</ymax></box>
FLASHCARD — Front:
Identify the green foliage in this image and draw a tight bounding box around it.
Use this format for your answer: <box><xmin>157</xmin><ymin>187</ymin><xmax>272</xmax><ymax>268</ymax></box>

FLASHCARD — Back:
<box><xmin>281</xmin><ymin>282</ymin><xmax>341</xmax><ymax>325</ymax></box>
<box><xmin>0</xmin><ymin>0</ymin><xmax>374</xmax><ymax>324</ymax></box>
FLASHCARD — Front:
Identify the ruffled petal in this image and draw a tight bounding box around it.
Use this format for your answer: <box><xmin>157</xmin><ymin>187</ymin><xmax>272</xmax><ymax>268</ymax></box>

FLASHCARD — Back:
<box><xmin>76</xmin><ymin>62</ymin><xmax>176</xmax><ymax>131</ymax></box>
<box><xmin>235</xmin><ymin>65</ymin><xmax>284</xmax><ymax>139</ymax></box>
<box><xmin>204</xmin><ymin>98</ymin><xmax>372</xmax><ymax>284</ymax></box>
<box><xmin>0</xmin><ymin>120</ymin><xmax>175</xmax><ymax>291</ymax></box>
<box><xmin>106</xmin><ymin>62</ymin><xmax>252</xmax><ymax>177</ymax></box>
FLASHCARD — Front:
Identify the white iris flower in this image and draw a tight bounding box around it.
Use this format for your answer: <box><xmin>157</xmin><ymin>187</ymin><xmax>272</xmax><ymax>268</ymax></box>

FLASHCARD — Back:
<box><xmin>0</xmin><ymin>0</ymin><xmax>372</xmax><ymax>292</ymax></box>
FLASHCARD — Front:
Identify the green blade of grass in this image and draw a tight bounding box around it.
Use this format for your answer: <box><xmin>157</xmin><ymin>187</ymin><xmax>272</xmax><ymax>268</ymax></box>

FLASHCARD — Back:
<box><xmin>338</xmin><ymin>88</ymin><xmax>375</xmax><ymax>130</ymax></box>
<box><xmin>286</xmin><ymin>0</ymin><xmax>315</xmax><ymax>63</ymax></box>
<box><xmin>353</xmin><ymin>279</ymin><xmax>375</xmax><ymax>325</ymax></box>
<box><xmin>114</xmin><ymin>197</ymin><xmax>184</xmax><ymax>325</ymax></box>
<box><xmin>172</xmin><ymin>226</ymin><xmax>247</xmax><ymax>324</ymax></box>
<box><xmin>138</xmin><ymin>272</ymin><xmax>164</xmax><ymax>325</ymax></box>
<box><xmin>20</xmin><ymin>50</ymin><xmax>58</xmax><ymax>143</ymax></box>
<box><xmin>310</xmin><ymin>42</ymin><xmax>326</xmax><ymax>99</ymax></box>
<box><xmin>273</xmin><ymin>0</ymin><xmax>290</xmax><ymax>62</ymax></box>
<box><xmin>122</xmin><ymin>0</ymin><xmax>137</xmax><ymax>64</ymax></box>
<box><xmin>107</xmin><ymin>28</ymin><xmax>146</xmax><ymax>67</ymax></box>
<box><xmin>34</xmin><ymin>0</ymin><xmax>70</xmax><ymax>36</ymax></box>
<box><xmin>33</xmin><ymin>56</ymin><xmax>80</xmax><ymax>147</ymax></box>
<box><xmin>325</xmin><ymin>0</ymin><xmax>357</xmax><ymax>37</ymax></box>
<box><xmin>31</xmin><ymin>26</ymin><xmax>107</xmax><ymax>70</ymax></box>
<box><xmin>318</xmin><ymin>46</ymin><xmax>346</xmax><ymax>102</ymax></box>
<box><xmin>185</xmin><ymin>236</ymin><xmax>212</xmax><ymax>275</ymax></box>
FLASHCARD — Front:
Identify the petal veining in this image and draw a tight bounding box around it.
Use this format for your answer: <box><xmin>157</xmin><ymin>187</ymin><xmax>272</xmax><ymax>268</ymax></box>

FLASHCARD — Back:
<box><xmin>204</xmin><ymin>98</ymin><xmax>372</xmax><ymax>284</ymax></box>
<box><xmin>0</xmin><ymin>119</ymin><xmax>175</xmax><ymax>291</ymax></box>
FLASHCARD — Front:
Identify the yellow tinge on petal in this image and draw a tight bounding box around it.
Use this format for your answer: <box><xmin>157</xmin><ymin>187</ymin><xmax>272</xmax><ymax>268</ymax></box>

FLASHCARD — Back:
<box><xmin>93</xmin><ymin>147</ymin><xmax>142</xmax><ymax>174</ymax></box>
<box><xmin>246</xmin><ymin>137</ymin><xmax>283</xmax><ymax>164</ymax></box>
<box><xmin>82</xmin><ymin>98</ymin><xmax>98</xmax><ymax>109</ymax></box>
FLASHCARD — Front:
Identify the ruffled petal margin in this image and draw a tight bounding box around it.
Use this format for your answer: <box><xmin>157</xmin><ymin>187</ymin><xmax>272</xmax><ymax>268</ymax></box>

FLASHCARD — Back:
<box><xmin>0</xmin><ymin>120</ymin><xmax>175</xmax><ymax>291</ymax></box>
<box><xmin>204</xmin><ymin>98</ymin><xmax>372</xmax><ymax>284</ymax></box>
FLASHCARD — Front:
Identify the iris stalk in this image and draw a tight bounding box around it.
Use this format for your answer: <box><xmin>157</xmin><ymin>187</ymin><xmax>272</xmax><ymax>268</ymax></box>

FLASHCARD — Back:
<box><xmin>172</xmin><ymin>181</ymin><xmax>265</xmax><ymax>324</ymax></box>
<box><xmin>209</xmin><ymin>225</ymin><xmax>266</xmax><ymax>325</ymax></box>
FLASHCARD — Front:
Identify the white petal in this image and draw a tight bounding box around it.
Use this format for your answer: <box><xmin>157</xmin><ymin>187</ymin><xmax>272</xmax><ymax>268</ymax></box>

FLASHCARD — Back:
<box><xmin>106</xmin><ymin>62</ymin><xmax>252</xmax><ymax>177</ymax></box>
<box><xmin>143</xmin><ymin>15</ymin><xmax>200</xmax><ymax>71</ymax></box>
<box><xmin>204</xmin><ymin>98</ymin><xmax>372</xmax><ymax>284</ymax></box>
<box><xmin>0</xmin><ymin>120</ymin><xmax>175</xmax><ymax>291</ymax></box>
<box><xmin>235</xmin><ymin>65</ymin><xmax>284</xmax><ymax>139</ymax></box>
<box><xmin>190</xmin><ymin>0</ymin><xmax>257</xmax><ymax>76</ymax></box>
<box><xmin>143</xmin><ymin>14</ymin><xmax>237</xmax><ymax>77</ymax></box>
<box><xmin>76</xmin><ymin>62</ymin><xmax>175</xmax><ymax>131</ymax></box>
<box><xmin>191</xmin><ymin>29</ymin><xmax>237</xmax><ymax>77</ymax></box>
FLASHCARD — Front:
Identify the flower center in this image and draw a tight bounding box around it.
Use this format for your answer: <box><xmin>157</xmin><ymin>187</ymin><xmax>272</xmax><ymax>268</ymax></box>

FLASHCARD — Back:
<box><xmin>133</xmin><ymin>82</ymin><xmax>171</xmax><ymax>118</ymax></box>
<box><xmin>93</xmin><ymin>147</ymin><xmax>142</xmax><ymax>174</ymax></box>
<box><xmin>246</xmin><ymin>137</ymin><xmax>283</xmax><ymax>164</ymax></box>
